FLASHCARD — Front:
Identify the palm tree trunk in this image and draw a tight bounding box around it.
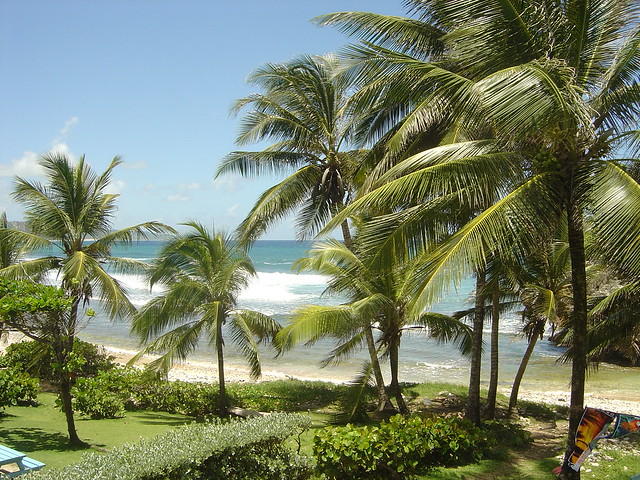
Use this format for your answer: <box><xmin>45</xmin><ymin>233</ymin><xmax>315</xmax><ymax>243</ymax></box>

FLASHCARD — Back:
<box><xmin>216</xmin><ymin>319</ymin><xmax>228</xmax><ymax>417</ymax></box>
<box><xmin>364</xmin><ymin>324</ymin><xmax>394</xmax><ymax>411</ymax></box>
<box><xmin>560</xmin><ymin>202</ymin><xmax>588</xmax><ymax>480</ymax></box>
<box><xmin>53</xmin><ymin>304</ymin><xmax>86</xmax><ymax>446</ymax></box>
<box><xmin>466</xmin><ymin>268</ymin><xmax>486</xmax><ymax>425</ymax></box>
<box><xmin>389</xmin><ymin>337</ymin><xmax>408</xmax><ymax>414</ymax></box>
<box><xmin>340</xmin><ymin>219</ymin><xmax>353</xmax><ymax>251</ymax></box>
<box><xmin>508</xmin><ymin>321</ymin><xmax>544</xmax><ymax>416</ymax></box>
<box><xmin>340</xmin><ymin>218</ymin><xmax>392</xmax><ymax>411</ymax></box>
<box><xmin>483</xmin><ymin>281</ymin><xmax>500</xmax><ymax>420</ymax></box>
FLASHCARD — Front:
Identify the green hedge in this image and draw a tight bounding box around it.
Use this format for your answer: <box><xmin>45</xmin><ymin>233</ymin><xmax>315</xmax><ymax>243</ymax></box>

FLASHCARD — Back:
<box><xmin>314</xmin><ymin>414</ymin><xmax>494</xmax><ymax>479</ymax></box>
<box><xmin>23</xmin><ymin>413</ymin><xmax>313</xmax><ymax>480</ymax></box>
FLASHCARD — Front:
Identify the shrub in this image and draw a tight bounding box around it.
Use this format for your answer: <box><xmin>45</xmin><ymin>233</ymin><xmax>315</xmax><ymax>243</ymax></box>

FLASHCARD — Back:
<box><xmin>314</xmin><ymin>414</ymin><xmax>493</xmax><ymax>479</ymax></box>
<box><xmin>227</xmin><ymin>380</ymin><xmax>345</xmax><ymax>412</ymax></box>
<box><xmin>0</xmin><ymin>367</ymin><xmax>39</xmax><ymax>411</ymax></box>
<box><xmin>1</xmin><ymin>339</ymin><xmax>115</xmax><ymax>381</ymax></box>
<box><xmin>24</xmin><ymin>413</ymin><xmax>313</xmax><ymax>480</ymax></box>
<box><xmin>71</xmin><ymin>367</ymin><xmax>222</xmax><ymax>418</ymax></box>
<box><xmin>481</xmin><ymin>420</ymin><xmax>532</xmax><ymax>449</ymax></box>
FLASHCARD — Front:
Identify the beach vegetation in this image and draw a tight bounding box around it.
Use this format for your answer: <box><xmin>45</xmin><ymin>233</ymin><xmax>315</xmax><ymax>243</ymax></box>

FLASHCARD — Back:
<box><xmin>216</xmin><ymin>54</ymin><xmax>364</xmax><ymax>249</ymax></box>
<box><xmin>0</xmin><ymin>366</ymin><xmax>39</xmax><ymax>411</ymax></box>
<box><xmin>0</xmin><ymin>339</ymin><xmax>116</xmax><ymax>382</ymax></box>
<box><xmin>0</xmin><ymin>153</ymin><xmax>173</xmax><ymax>445</ymax></box>
<box><xmin>130</xmin><ymin>222</ymin><xmax>281</xmax><ymax>416</ymax></box>
<box><xmin>313</xmin><ymin>414</ymin><xmax>494</xmax><ymax>479</ymax></box>
<box><xmin>316</xmin><ymin>2</ymin><xmax>640</xmax><ymax>477</ymax></box>
<box><xmin>19</xmin><ymin>412</ymin><xmax>313</xmax><ymax>480</ymax></box>
<box><xmin>219</xmin><ymin>50</ymin><xmax>397</xmax><ymax>419</ymax></box>
<box><xmin>279</xmin><ymin>238</ymin><xmax>472</xmax><ymax>419</ymax></box>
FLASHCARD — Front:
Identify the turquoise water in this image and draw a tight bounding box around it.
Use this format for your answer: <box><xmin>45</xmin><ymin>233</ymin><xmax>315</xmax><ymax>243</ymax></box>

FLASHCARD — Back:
<box><xmin>29</xmin><ymin>240</ymin><xmax>638</xmax><ymax>393</ymax></box>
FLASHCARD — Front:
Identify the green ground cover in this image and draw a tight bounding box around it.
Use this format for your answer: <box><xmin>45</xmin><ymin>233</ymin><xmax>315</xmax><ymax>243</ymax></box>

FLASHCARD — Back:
<box><xmin>0</xmin><ymin>393</ymin><xmax>195</xmax><ymax>468</ymax></box>
<box><xmin>0</xmin><ymin>382</ymin><xmax>638</xmax><ymax>479</ymax></box>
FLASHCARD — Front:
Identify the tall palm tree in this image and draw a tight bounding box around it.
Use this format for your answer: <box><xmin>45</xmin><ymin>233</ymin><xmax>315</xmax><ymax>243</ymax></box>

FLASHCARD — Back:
<box><xmin>130</xmin><ymin>222</ymin><xmax>281</xmax><ymax>416</ymax></box>
<box><xmin>277</xmin><ymin>238</ymin><xmax>471</xmax><ymax>415</ymax></box>
<box><xmin>215</xmin><ymin>53</ymin><xmax>364</xmax><ymax>248</ymax></box>
<box><xmin>318</xmin><ymin>3</ymin><xmax>639</xmax><ymax>476</ymax></box>
<box><xmin>0</xmin><ymin>152</ymin><xmax>171</xmax><ymax>445</ymax></box>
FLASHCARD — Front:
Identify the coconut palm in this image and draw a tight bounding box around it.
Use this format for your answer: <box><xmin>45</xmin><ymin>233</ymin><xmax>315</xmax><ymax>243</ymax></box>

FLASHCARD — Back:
<box><xmin>0</xmin><ymin>152</ymin><xmax>172</xmax><ymax>445</ymax></box>
<box><xmin>130</xmin><ymin>222</ymin><xmax>281</xmax><ymax>416</ymax></box>
<box><xmin>215</xmin><ymin>53</ymin><xmax>365</xmax><ymax>248</ymax></box>
<box><xmin>277</xmin><ymin>238</ymin><xmax>471</xmax><ymax>416</ymax></box>
<box><xmin>318</xmin><ymin>3</ymin><xmax>639</xmax><ymax>476</ymax></box>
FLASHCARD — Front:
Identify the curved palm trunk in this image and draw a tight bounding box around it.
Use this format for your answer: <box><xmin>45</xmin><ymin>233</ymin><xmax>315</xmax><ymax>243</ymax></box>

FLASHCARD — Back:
<box><xmin>508</xmin><ymin>321</ymin><xmax>545</xmax><ymax>416</ymax></box>
<box><xmin>561</xmin><ymin>202</ymin><xmax>589</xmax><ymax>480</ymax></box>
<box><xmin>216</xmin><ymin>318</ymin><xmax>228</xmax><ymax>417</ymax></box>
<box><xmin>339</xmin><ymin>216</ymin><xmax>393</xmax><ymax>411</ymax></box>
<box><xmin>483</xmin><ymin>282</ymin><xmax>500</xmax><ymax>420</ymax></box>
<box><xmin>364</xmin><ymin>324</ymin><xmax>394</xmax><ymax>411</ymax></box>
<box><xmin>465</xmin><ymin>268</ymin><xmax>486</xmax><ymax>425</ymax></box>
<box><xmin>388</xmin><ymin>337</ymin><xmax>408</xmax><ymax>414</ymax></box>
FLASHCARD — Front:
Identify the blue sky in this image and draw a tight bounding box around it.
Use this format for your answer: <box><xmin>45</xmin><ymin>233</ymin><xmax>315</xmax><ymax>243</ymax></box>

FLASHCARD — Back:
<box><xmin>0</xmin><ymin>0</ymin><xmax>404</xmax><ymax>240</ymax></box>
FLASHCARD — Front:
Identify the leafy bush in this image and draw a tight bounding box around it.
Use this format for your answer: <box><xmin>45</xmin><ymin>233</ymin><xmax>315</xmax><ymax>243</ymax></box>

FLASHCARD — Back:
<box><xmin>227</xmin><ymin>380</ymin><xmax>345</xmax><ymax>411</ymax></box>
<box><xmin>71</xmin><ymin>367</ymin><xmax>221</xmax><ymax>418</ymax></box>
<box><xmin>71</xmin><ymin>369</ymin><xmax>345</xmax><ymax>418</ymax></box>
<box><xmin>24</xmin><ymin>413</ymin><xmax>313</xmax><ymax>480</ymax></box>
<box><xmin>0</xmin><ymin>339</ymin><xmax>115</xmax><ymax>381</ymax></box>
<box><xmin>0</xmin><ymin>367</ymin><xmax>39</xmax><ymax>411</ymax></box>
<box><xmin>481</xmin><ymin>420</ymin><xmax>532</xmax><ymax>448</ymax></box>
<box><xmin>314</xmin><ymin>414</ymin><xmax>493</xmax><ymax>479</ymax></box>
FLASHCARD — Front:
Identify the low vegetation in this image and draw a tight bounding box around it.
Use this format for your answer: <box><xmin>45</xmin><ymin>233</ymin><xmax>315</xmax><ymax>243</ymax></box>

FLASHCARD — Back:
<box><xmin>21</xmin><ymin>413</ymin><xmax>312</xmax><ymax>480</ymax></box>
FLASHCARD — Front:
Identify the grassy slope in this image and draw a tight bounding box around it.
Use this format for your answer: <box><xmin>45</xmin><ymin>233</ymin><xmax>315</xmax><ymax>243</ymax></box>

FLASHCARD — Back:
<box><xmin>0</xmin><ymin>393</ymin><xmax>194</xmax><ymax>468</ymax></box>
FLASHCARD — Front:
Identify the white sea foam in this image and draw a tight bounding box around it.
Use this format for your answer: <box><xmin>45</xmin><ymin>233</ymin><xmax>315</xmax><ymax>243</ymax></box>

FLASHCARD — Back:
<box><xmin>239</xmin><ymin>271</ymin><xmax>327</xmax><ymax>303</ymax></box>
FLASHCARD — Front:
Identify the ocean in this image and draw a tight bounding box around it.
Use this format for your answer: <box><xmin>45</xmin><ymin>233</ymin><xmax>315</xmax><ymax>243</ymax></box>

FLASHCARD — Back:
<box><xmin>30</xmin><ymin>240</ymin><xmax>638</xmax><ymax>395</ymax></box>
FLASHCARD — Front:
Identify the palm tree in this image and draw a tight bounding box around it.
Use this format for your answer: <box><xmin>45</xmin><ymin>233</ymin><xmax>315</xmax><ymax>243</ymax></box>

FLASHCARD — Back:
<box><xmin>277</xmin><ymin>238</ymin><xmax>471</xmax><ymax>416</ymax></box>
<box><xmin>317</xmin><ymin>3</ymin><xmax>639</xmax><ymax>476</ymax></box>
<box><xmin>215</xmin><ymin>53</ymin><xmax>364</xmax><ymax>248</ymax></box>
<box><xmin>130</xmin><ymin>222</ymin><xmax>281</xmax><ymax>416</ymax></box>
<box><xmin>216</xmin><ymin>53</ymin><xmax>399</xmax><ymax>403</ymax></box>
<box><xmin>507</xmin><ymin>236</ymin><xmax>573</xmax><ymax>416</ymax></box>
<box><xmin>0</xmin><ymin>152</ymin><xmax>172</xmax><ymax>445</ymax></box>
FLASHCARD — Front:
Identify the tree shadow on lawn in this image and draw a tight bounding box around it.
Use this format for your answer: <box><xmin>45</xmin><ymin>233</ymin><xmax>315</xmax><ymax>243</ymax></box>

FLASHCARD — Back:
<box><xmin>126</xmin><ymin>411</ymin><xmax>200</xmax><ymax>427</ymax></box>
<box><xmin>0</xmin><ymin>427</ymin><xmax>89</xmax><ymax>454</ymax></box>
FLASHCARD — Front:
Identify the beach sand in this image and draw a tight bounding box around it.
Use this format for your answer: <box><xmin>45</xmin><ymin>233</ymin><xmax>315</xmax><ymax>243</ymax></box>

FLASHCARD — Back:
<box><xmin>2</xmin><ymin>332</ymin><xmax>638</xmax><ymax>416</ymax></box>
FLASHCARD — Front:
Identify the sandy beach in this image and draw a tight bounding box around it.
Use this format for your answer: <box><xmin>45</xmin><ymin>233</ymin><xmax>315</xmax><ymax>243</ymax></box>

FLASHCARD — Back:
<box><xmin>2</xmin><ymin>332</ymin><xmax>639</xmax><ymax>416</ymax></box>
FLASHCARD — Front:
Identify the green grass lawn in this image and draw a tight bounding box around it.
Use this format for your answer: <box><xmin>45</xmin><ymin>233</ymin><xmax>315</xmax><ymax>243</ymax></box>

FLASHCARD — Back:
<box><xmin>0</xmin><ymin>393</ymin><xmax>195</xmax><ymax>468</ymax></box>
<box><xmin>1</xmin><ymin>384</ymin><xmax>638</xmax><ymax>480</ymax></box>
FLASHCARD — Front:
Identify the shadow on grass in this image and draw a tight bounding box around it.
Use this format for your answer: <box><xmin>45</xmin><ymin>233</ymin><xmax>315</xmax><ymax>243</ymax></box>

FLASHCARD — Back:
<box><xmin>132</xmin><ymin>411</ymin><xmax>199</xmax><ymax>426</ymax></box>
<box><xmin>0</xmin><ymin>427</ymin><xmax>90</xmax><ymax>454</ymax></box>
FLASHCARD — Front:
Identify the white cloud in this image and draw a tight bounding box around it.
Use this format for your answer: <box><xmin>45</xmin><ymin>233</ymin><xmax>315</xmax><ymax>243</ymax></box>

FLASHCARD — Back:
<box><xmin>59</xmin><ymin>116</ymin><xmax>79</xmax><ymax>136</ymax></box>
<box><xmin>166</xmin><ymin>193</ymin><xmax>190</xmax><ymax>203</ymax></box>
<box><xmin>123</xmin><ymin>161</ymin><xmax>149</xmax><ymax>170</ymax></box>
<box><xmin>225</xmin><ymin>203</ymin><xmax>240</xmax><ymax>218</ymax></box>
<box><xmin>211</xmin><ymin>175</ymin><xmax>239</xmax><ymax>193</ymax></box>
<box><xmin>179</xmin><ymin>182</ymin><xmax>202</xmax><ymax>191</ymax></box>
<box><xmin>105</xmin><ymin>180</ymin><xmax>126</xmax><ymax>195</ymax></box>
<box><xmin>1</xmin><ymin>117</ymin><xmax>82</xmax><ymax>178</ymax></box>
<box><xmin>0</xmin><ymin>151</ymin><xmax>44</xmax><ymax>177</ymax></box>
<box><xmin>141</xmin><ymin>183</ymin><xmax>155</xmax><ymax>195</ymax></box>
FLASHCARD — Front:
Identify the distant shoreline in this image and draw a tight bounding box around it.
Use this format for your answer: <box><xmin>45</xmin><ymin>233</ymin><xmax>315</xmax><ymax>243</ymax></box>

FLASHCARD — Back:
<box><xmin>2</xmin><ymin>332</ymin><xmax>639</xmax><ymax>416</ymax></box>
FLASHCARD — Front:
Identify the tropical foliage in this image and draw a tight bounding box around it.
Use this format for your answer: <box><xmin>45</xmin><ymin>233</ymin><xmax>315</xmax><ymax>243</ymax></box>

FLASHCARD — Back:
<box><xmin>0</xmin><ymin>152</ymin><xmax>171</xmax><ymax>445</ymax></box>
<box><xmin>278</xmin><ymin>239</ymin><xmax>471</xmax><ymax>418</ymax></box>
<box><xmin>315</xmin><ymin>3</ymin><xmax>639</xmax><ymax>476</ymax></box>
<box><xmin>215</xmin><ymin>54</ymin><xmax>365</xmax><ymax>247</ymax></box>
<box><xmin>130</xmin><ymin>222</ymin><xmax>281</xmax><ymax>415</ymax></box>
